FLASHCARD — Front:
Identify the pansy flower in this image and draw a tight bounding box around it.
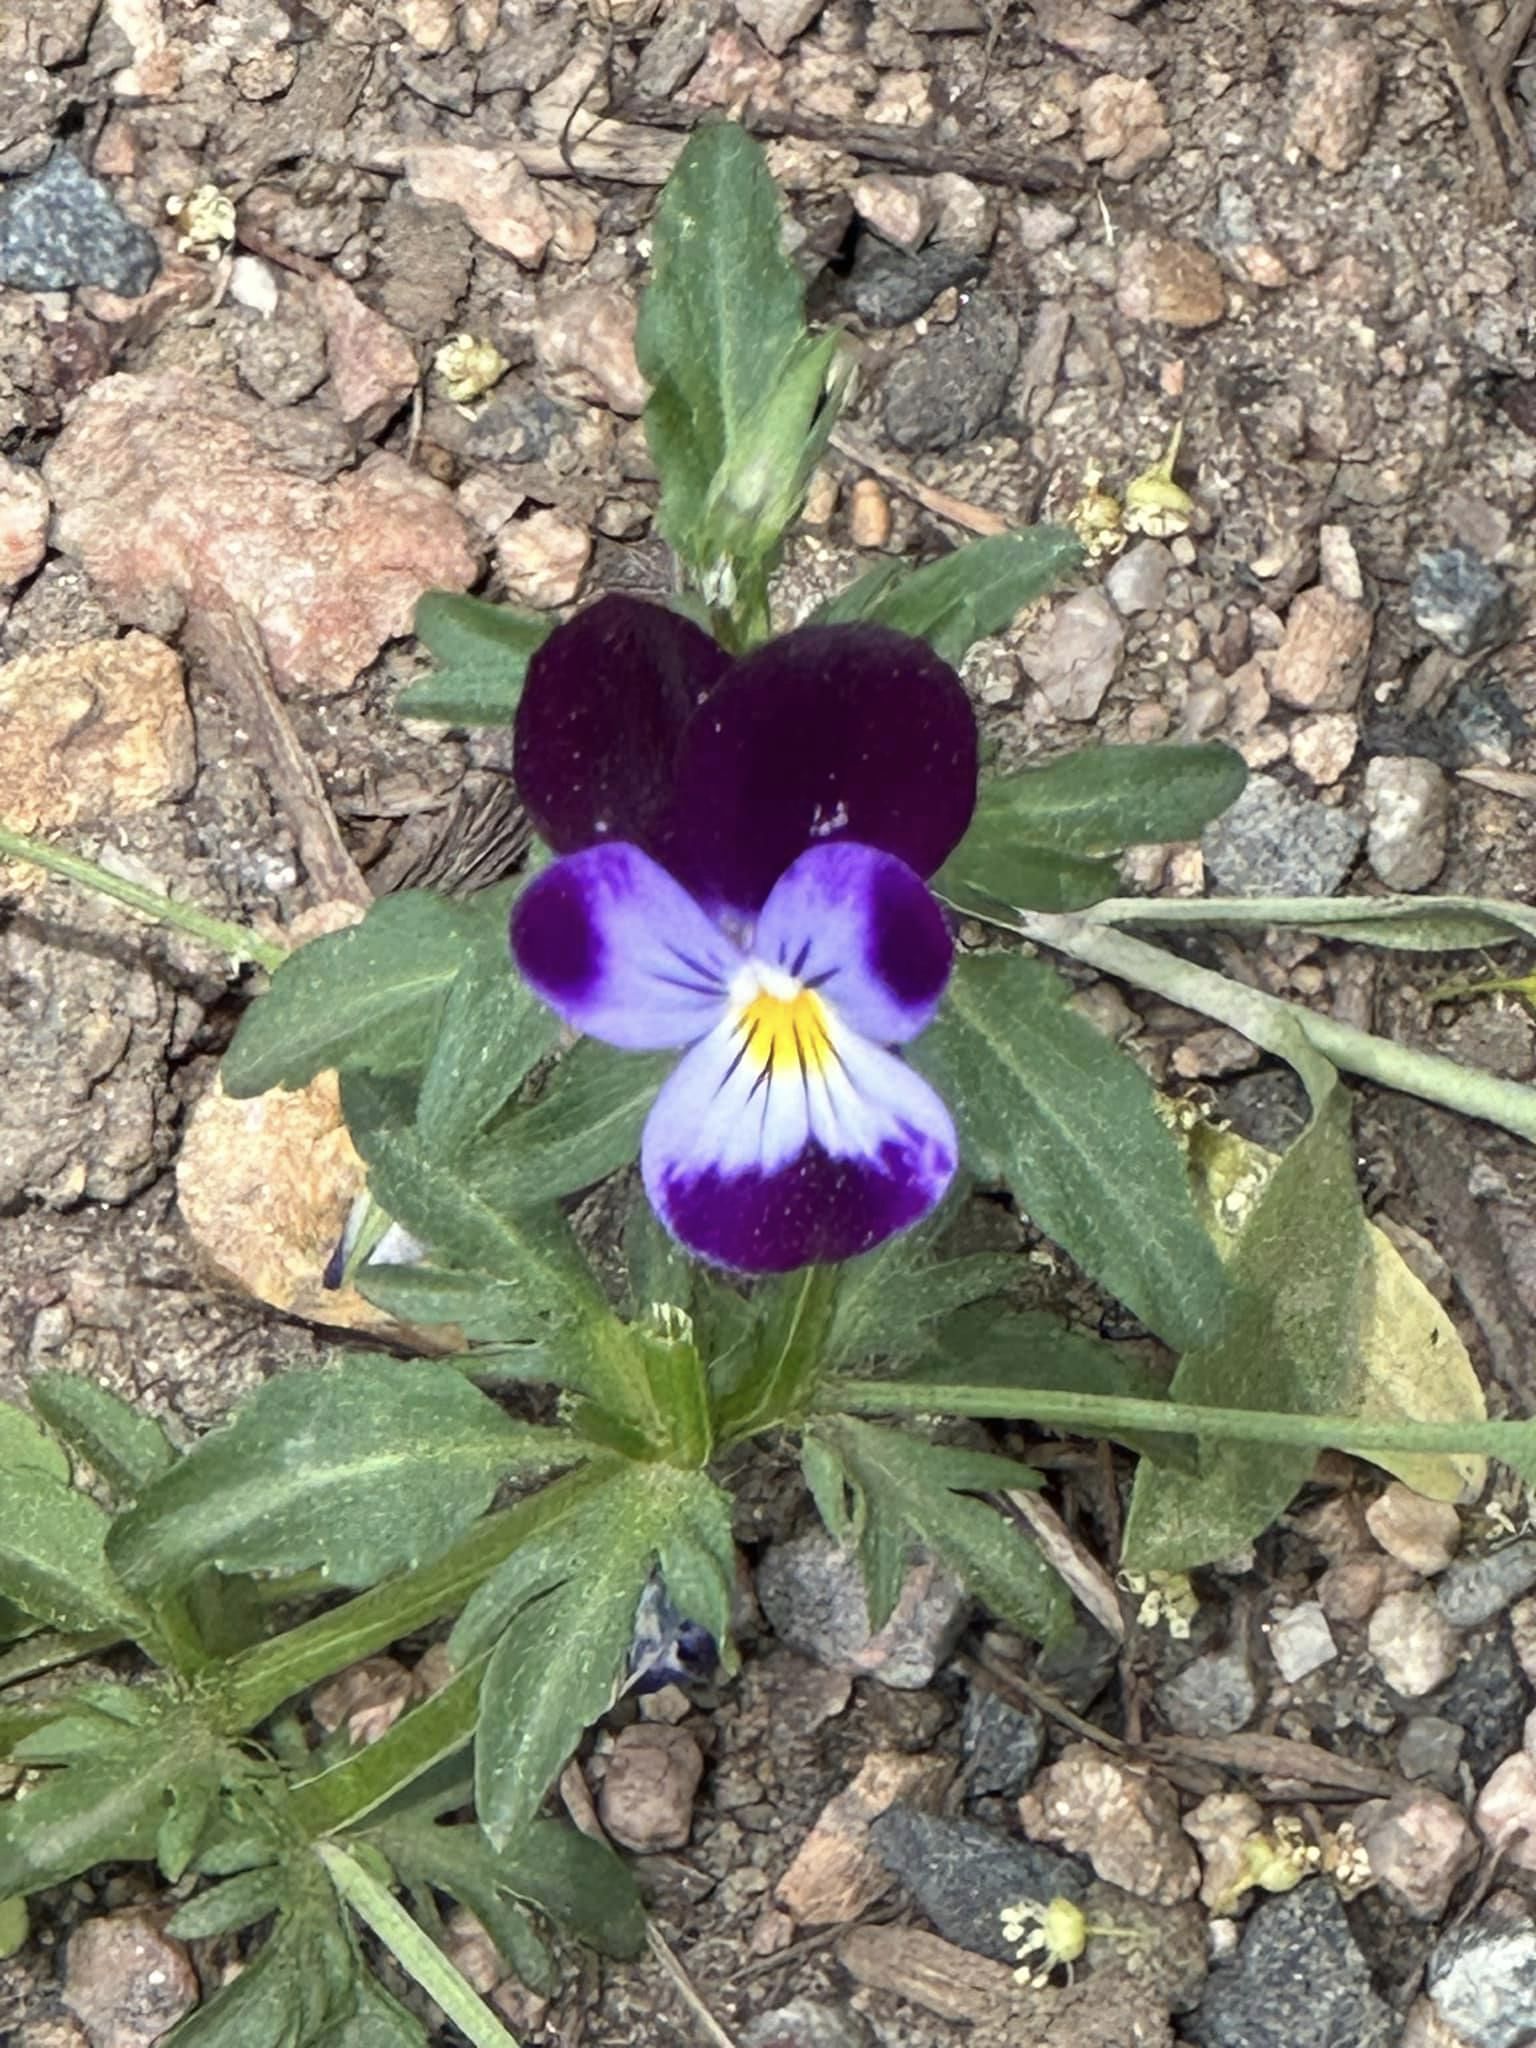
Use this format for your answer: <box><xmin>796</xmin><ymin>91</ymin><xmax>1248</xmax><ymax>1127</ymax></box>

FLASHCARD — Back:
<box><xmin>510</xmin><ymin>595</ymin><xmax>977</xmax><ymax>1273</ymax></box>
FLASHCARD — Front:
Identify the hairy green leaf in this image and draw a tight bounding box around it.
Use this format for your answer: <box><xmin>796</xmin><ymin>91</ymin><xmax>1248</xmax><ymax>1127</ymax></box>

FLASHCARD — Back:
<box><xmin>827</xmin><ymin>1248</ymin><xmax>1019</xmax><ymax>1369</ymax></box>
<box><xmin>912</xmin><ymin>954</ymin><xmax>1230</xmax><ymax>1354</ymax></box>
<box><xmin>28</xmin><ymin>1372</ymin><xmax>177</xmax><ymax>1501</ymax></box>
<box><xmin>818</xmin><ymin>527</ymin><xmax>1085</xmax><ymax>667</ymax></box>
<box><xmin>414</xmin><ymin>949</ymin><xmax>559</xmax><ymax>1162</ymax></box>
<box><xmin>108</xmin><ymin>1356</ymin><xmax>579</xmax><ymax>1595</ymax></box>
<box><xmin>398</xmin><ymin>593</ymin><xmax>552</xmax><ymax>726</ymax></box>
<box><xmin>0</xmin><ymin>1468</ymin><xmax>139</xmax><ymax>1635</ymax></box>
<box><xmin>480</xmin><ymin>1041</ymin><xmax>673</xmax><ymax>1203</ymax></box>
<box><xmin>169</xmin><ymin>1866</ymin><xmax>287</xmax><ymax>1941</ymax></box>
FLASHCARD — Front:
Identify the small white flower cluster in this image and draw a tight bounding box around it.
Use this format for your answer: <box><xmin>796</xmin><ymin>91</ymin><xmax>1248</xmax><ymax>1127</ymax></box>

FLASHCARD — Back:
<box><xmin>1000</xmin><ymin>1895</ymin><xmax>1089</xmax><ymax>1989</ymax></box>
<box><xmin>1120</xmin><ymin>1568</ymin><xmax>1199</xmax><ymax>1639</ymax></box>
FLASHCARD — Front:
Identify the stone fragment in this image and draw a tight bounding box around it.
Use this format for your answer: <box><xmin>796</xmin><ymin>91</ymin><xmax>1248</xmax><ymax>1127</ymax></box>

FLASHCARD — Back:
<box><xmin>311</xmin><ymin>1656</ymin><xmax>415</xmax><ymax>1746</ymax></box>
<box><xmin>848</xmin><ymin>478</ymin><xmax>891</xmax><ymax>549</ymax></box>
<box><xmin>1397</xmin><ymin>1715</ymin><xmax>1466</xmax><ymax>1793</ymax></box>
<box><xmin>45</xmin><ymin>373</ymin><xmax>475</xmax><ymax>696</ymax></box>
<box><xmin>841</xmin><ymin>237</ymin><xmax>982</xmax><ymax>327</ymax></box>
<box><xmin>0</xmin><ymin>457</ymin><xmax>48</xmax><ymax>590</ymax></box>
<box><xmin>735</xmin><ymin>0</ymin><xmax>826</xmax><ymax>56</ymax></box>
<box><xmin>1289</xmin><ymin>712</ymin><xmax>1357</xmax><ymax>787</ymax></box>
<box><xmin>1117</xmin><ymin>234</ymin><xmax>1226</xmax><ymax>329</ymax></box>
<box><xmin>757</xmin><ymin>1529</ymin><xmax>969</xmax><ymax>1689</ymax></box>
<box><xmin>881</xmin><ymin>292</ymin><xmax>1020</xmax><ymax>452</ymax></box>
<box><xmin>0</xmin><ymin>148</ymin><xmax>160</xmax><ymax>295</ymax></box>
<box><xmin>1169</xmin><ymin>1027</ymin><xmax>1260</xmax><ymax>1080</ymax></box>
<box><xmin>394</xmin><ymin>0</ymin><xmax>457</xmax><ymax>50</ymax></box>
<box><xmin>1363</xmin><ymin>756</ymin><xmax>1449</xmax><ymax>892</ymax></box>
<box><xmin>776</xmin><ymin>1750</ymin><xmax>952</xmax><ymax>1924</ymax></box>
<box><xmin>1202</xmin><ymin>774</ymin><xmax>1363</xmax><ymax>897</ymax></box>
<box><xmin>1368</xmin><ymin>1588</ymin><xmax>1460</xmax><ymax>1698</ymax></box>
<box><xmin>1018</xmin><ymin>1744</ymin><xmax>1199</xmax><ymax>1904</ymax></box>
<box><xmin>1269</xmin><ymin>586</ymin><xmax>1372</xmax><ymax>711</ymax></box>
<box><xmin>401</xmin><ymin>144</ymin><xmax>554</xmax><ymax>266</ymax></box>
<box><xmin>741</xmin><ymin>2000</ymin><xmax>874</xmax><ymax>2048</ymax></box>
<box><xmin>1360</xmin><ymin>1789</ymin><xmax>1478</xmax><ymax>1919</ymax></box>
<box><xmin>1033</xmin><ymin>0</ymin><xmax>1155</xmax><ymax>75</ymax></box>
<box><xmin>494</xmin><ymin>509</ymin><xmax>591</xmax><ymax>609</ymax></box>
<box><xmin>63</xmin><ymin>1910</ymin><xmax>199</xmax><ymax>2047</ymax></box>
<box><xmin>1366</xmin><ymin>1484</ymin><xmax>1461</xmax><ymax>1577</ymax></box>
<box><xmin>234</xmin><ymin>288</ymin><xmax>329</xmax><ymax>408</ymax></box>
<box><xmin>533</xmin><ymin>284</ymin><xmax>648</xmax><ymax>416</ymax></box>
<box><xmin>1079</xmin><ymin>74</ymin><xmax>1171</xmax><ymax>180</ymax></box>
<box><xmin>962</xmin><ymin>1688</ymin><xmax>1046</xmax><ymax>1796</ymax></box>
<box><xmin>1429</xmin><ymin>1913</ymin><xmax>1536</xmax><ymax>2048</ymax></box>
<box><xmin>851</xmin><ymin>174</ymin><xmax>938</xmax><ymax>251</ymax></box>
<box><xmin>1289</xmin><ymin>30</ymin><xmax>1380</xmax><ymax>173</ymax></box>
<box><xmin>598</xmin><ymin>1724</ymin><xmax>705</xmax><ymax>1852</ymax></box>
<box><xmin>1158</xmin><ymin>1644</ymin><xmax>1258</xmax><ymax>1739</ymax></box>
<box><xmin>1185</xmin><ymin>1883</ymin><xmax>1395</xmax><ymax>2048</ymax></box>
<box><xmin>1412</xmin><ymin>545</ymin><xmax>1514</xmax><ymax>657</ymax></box>
<box><xmin>1319</xmin><ymin>523</ymin><xmax>1365</xmax><ymax>602</ymax></box>
<box><xmin>1019</xmin><ymin>589</ymin><xmax>1125</xmax><ymax>720</ymax></box>
<box><xmin>928</xmin><ymin>172</ymin><xmax>995</xmax><ymax>254</ymax></box>
<box><xmin>1437</xmin><ymin>1630</ymin><xmax>1533</xmax><ymax>1783</ymax></box>
<box><xmin>1475</xmin><ymin>1755</ymin><xmax>1536</xmax><ymax>1874</ymax></box>
<box><xmin>871</xmin><ymin>1808</ymin><xmax>1088</xmax><ymax>1960</ymax></box>
<box><xmin>315</xmin><ymin>275</ymin><xmax>419</xmax><ymax>431</ymax></box>
<box><xmin>1105</xmin><ymin>537</ymin><xmax>1171</xmax><ymax>615</ymax></box>
<box><xmin>1267</xmin><ymin>1602</ymin><xmax>1337</xmax><ymax>1684</ymax></box>
<box><xmin>1400</xmin><ymin>1996</ymin><xmax>1468</xmax><ymax>2048</ymax></box>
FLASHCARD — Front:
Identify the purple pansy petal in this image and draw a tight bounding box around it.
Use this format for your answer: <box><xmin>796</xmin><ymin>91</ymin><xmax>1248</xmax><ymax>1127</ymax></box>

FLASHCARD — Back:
<box><xmin>513</xmin><ymin>594</ymin><xmax>730</xmax><ymax>857</ymax></box>
<box><xmin>510</xmin><ymin>844</ymin><xmax>739</xmax><ymax>1049</ymax></box>
<box><xmin>665</xmin><ymin>623</ymin><xmax>978</xmax><ymax>914</ymax></box>
<box><xmin>641</xmin><ymin>1009</ymin><xmax>957</xmax><ymax>1272</ymax></box>
<box><xmin>754</xmin><ymin>843</ymin><xmax>952</xmax><ymax>1044</ymax></box>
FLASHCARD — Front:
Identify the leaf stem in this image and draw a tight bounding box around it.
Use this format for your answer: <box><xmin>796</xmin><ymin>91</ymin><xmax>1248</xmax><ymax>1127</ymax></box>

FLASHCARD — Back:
<box><xmin>1011</xmin><ymin>907</ymin><xmax>1536</xmax><ymax>1144</ymax></box>
<box><xmin>316</xmin><ymin>1841</ymin><xmax>522</xmax><ymax>2048</ymax></box>
<box><xmin>823</xmin><ymin>1377</ymin><xmax>1531</xmax><ymax>1470</ymax></box>
<box><xmin>0</xmin><ymin>825</ymin><xmax>289</xmax><ymax>972</ymax></box>
<box><xmin>1080</xmin><ymin>892</ymin><xmax>1536</xmax><ymax>946</ymax></box>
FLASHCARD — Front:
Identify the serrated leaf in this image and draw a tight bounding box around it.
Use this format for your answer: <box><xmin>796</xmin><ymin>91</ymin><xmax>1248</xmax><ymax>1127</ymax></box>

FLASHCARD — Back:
<box><xmin>108</xmin><ymin>1356</ymin><xmax>579</xmax><ymax>1595</ymax></box>
<box><xmin>814</xmin><ymin>1416</ymin><xmax>1070</xmax><ymax>1645</ymax></box>
<box><xmin>28</xmin><ymin>1372</ymin><xmax>176</xmax><ymax>1501</ymax></box>
<box><xmin>0</xmin><ymin>1399</ymin><xmax>69</xmax><ymax>1482</ymax></box>
<box><xmin>827</xmin><ymin>1248</ymin><xmax>1019</xmax><ymax>1369</ymax></box>
<box><xmin>398</xmin><ymin>593</ymin><xmax>552</xmax><ymax>726</ymax></box>
<box><xmin>169</xmin><ymin>1866</ymin><xmax>287</xmax><ymax>1940</ymax></box>
<box><xmin>163</xmin><ymin>1887</ymin><xmax>361</xmax><ymax>2048</ymax></box>
<box><xmin>223</xmin><ymin>887</ymin><xmax>513</xmax><ymax>1099</ymax></box>
<box><xmin>414</xmin><ymin>948</ymin><xmax>559</xmax><ymax>1162</ymax></box>
<box><xmin>0</xmin><ymin>1468</ymin><xmax>138</xmax><ymax>1634</ymax></box>
<box><xmin>479</xmin><ymin>1041</ymin><xmax>673</xmax><ymax>1203</ymax></box>
<box><xmin>912</xmin><ymin>953</ymin><xmax>1230</xmax><ymax>1354</ymax></box>
<box><xmin>816</xmin><ymin>527</ymin><xmax>1085</xmax><ymax>667</ymax></box>
<box><xmin>159</xmin><ymin>1770</ymin><xmax>221</xmax><ymax>1882</ymax></box>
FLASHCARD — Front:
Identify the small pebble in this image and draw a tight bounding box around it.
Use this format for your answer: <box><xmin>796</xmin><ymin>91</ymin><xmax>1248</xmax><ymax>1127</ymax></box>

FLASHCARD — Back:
<box><xmin>1429</xmin><ymin>1912</ymin><xmax>1536</xmax><ymax>2048</ymax></box>
<box><xmin>1267</xmin><ymin>1602</ymin><xmax>1338</xmax><ymax>1684</ymax></box>
<box><xmin>1018</xmin><ymin>1744</ymin><xmax>1199</xmax><ymax>1905</ymax></box>
<box><xmin>1116</xmin><ymin>232</ymin><xmax>1227</xmax><ymax>328</ymax></box>
<box><xmin>1289</xmin><ymin>712</ymin><xmax>1357</xmax><ymax>786</ymax></box>
<box><xmin>63</xmin><ymin>1911</ymin><xmax>199</xmax><ymax>2047</ymax></box>
<box><xmin>1368</xmin><ymin>1588</ymin><xmax>1460</xmax><ymax>1697</ymax></box>
<box><xmin>1396</xmin><ymin>1715</ymin><xmax>1466</xmax><ymax>1793</ymax></box>
<box><xmin>756</xmin><ymin>1531</ymin><xmax>969</xmax><ymax>1689</ymax></box>
<box><xmin>1157</xmin><ymin>1643</ymin><xmax>1258</xmax><ymax>1739</ymax></box>
<box><xmin>1203</xmin><ymin>773</ymin><xmax>1364</xmax><ymax>897</ymax></box>
<box><xmin>598</xmin><ymin>1724</ymin><xmax>704</xmax><ymax>1853</ymax></box>
<box><xmin>848</xmin><ymin>478</ymin><xmax>892</xmax><ymax>549</ymax></box>
<box><xmin>1105</xmin><ymin>537</ymin><xmax>1172</xmax><ymax>615</ymax></box>
<box><xmin>1437</xmin><ymin>1541</ymin><xmax>1536</xmax><ymax>1631</ymax></box>
<box><xmin>1269</xmin><ymin>585</ymin><xmax>1373</xmax><ymax>711</ymax></box>
<box><xmin>1364</xmin><ymin>755</ymin><xmax>1450</xmax><ymax>893</ymax></box>
<box><xmin>1412</xmin><ymin>545</ymin><xmax>1514</xmax><ymax>657</ymax></box>
<box><xmin>495</xmin><ymin>509</ymin><xmax>591</xmax><ymax>609</ymax></box>
<box><xmin>1366</xmin><ymin>1485</ymin><xmax>1461</xmax><ymax>1576</ymax></box>
<box><xmin>1288</xmin><ymin>28</ymin><xmax>1381</xmax><ymax>173</ymax></box>
<box><xmin>0</xmin><ymin>148</ymin><xmax>160</xmax><ymax>295</ymax></box>
<box><xmin>1360</xmin><ymin>1788</ymin><xmax>1478</xmax><ymax>1919</ymax></box>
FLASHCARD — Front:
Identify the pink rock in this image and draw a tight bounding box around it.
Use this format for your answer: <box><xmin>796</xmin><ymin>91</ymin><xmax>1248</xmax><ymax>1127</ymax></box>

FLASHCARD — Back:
<box><xmin>0</xmin><ymin>456</ymin><xmax>49</xmax><ymax>590</ymax></box>
<box><xmin>64</xmin><ymin>1909</ymin><xmax>198</xmax><ymax>2047</ymax></box>
<box><xmin>534</xmin><ymin>285</ymin><xmax>649</xmax><ymax>416</ymax></box>
<box><xmin>495</xmin><ymin>509</ymin><xmax>591</xmax><ymax>610</ymax></box>
<box><xmin>315</xmin><ymin>276</ymin><xmax>419</xmax><ymax>432</ymax></box>
<box><xmin>597</xmin><ymin>1725</ymin><xmax>704</xmax><ymax>1853</ymax></box>
<box><xmin>401</xmin><ymin>145</ymin><xmax>554</xmax><ymax>267</ymax></box>
<box><xmin>46</xmin><ymin>372</ymin><xmax>477</xmax><ymax>695</ymax></box>
<box><xmin>1475</xmin><ymin>1753</ymin><xmax>1536</xmax><ymax>1873</ymax></box>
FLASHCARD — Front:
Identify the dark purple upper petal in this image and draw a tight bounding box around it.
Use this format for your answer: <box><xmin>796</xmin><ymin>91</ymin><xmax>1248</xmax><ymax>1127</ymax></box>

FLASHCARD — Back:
<box><xmin>663</xmin><ymin>624</ymin><xmax>978</xmax><ymax>915</ymax></box>
<box><xmin>513</xmin><ymin>594</ymin><xmax>731</xmax><ymax>856</ymax></box>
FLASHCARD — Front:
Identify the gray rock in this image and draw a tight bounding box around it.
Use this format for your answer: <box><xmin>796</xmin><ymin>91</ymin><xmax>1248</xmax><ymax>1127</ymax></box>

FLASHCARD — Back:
<box><xmin>1431</xmin><ymin>1624</ymin><xmax>1531</xmax><ymax>1782</ymax></box>
<box><xmin>1412</xmin><ymin>545</ymin><xmax>1514</xmax><ymax>657</ymax></box>
<box><xmin>1363</xmin><ymin>754</ymin><xmax>1449</xmax><ymax>892</ymax></box>
<box><xmin>1202</xmin><ymin>774</ymin><xmax>1363</xmax><ymax>897</ymax></box>
<box><xmin>1158</xmin><ymin>1642</ymin><xmax>1258</xmax><ymax>1738</ymax></box>
<box><xmin>741</xmin><ymin>2002</ymin><xmax>874</xmax><ymax>2048</ymax></box>
<box><xmin>1184</xmin><ymin>1882</ymin><xmax>1395</xmax><ymax>2048</ymax></box>
<box><xmin>1032</xmin><ymin>1617</ymin><xmax>1120</xmax><ymax>1713</ymax></box>
<box><xmin>962</xmin><ymin>1686</ymin><xmax>1047</xmax><ymax>1796</ymax></box>
<box><xmin>882</xmin><ymin>292</ymin><xmax>1020</xmax><ymax>452</ymax></box>
<box><xmin>234</xmin><ymin>295</ymin><xmax>329</xmax><ymax>408</ymax></box>
<box><xmin>755</xmin><ymin>1530</ymin><xmax>969</xmax><ymax>1689</ymax></box>
<box><xmin>870</xmin><ymin>1808</ymin><xmax>1089</xmax><ymax>1962</ymax></box>
<box><xmin>1105</xmin><ymin>537</ymin><xmax>1172</xmax><ymax>615</ymax></box>
<box><xmin>1020</xmin><ymin>589</ymin><xmax>1125</xmax><ymax>720</ymax></box>
<box><xmin>1437</xmin><ymin>1542</ymin><xmax>1536</xmax><ymax>1630</ymax></box>
<box><xmin>0</xmin><ymin>150</ymin><xmax>160</xmax><ymax>296</ymax></box>
<box><xmin>841</xmin><ymin>237</ymin><xmax>984</xmax><ymax>329</ymax></box>
<box><xmin>1429</xmin><ymin>1914</ymin><xmax>1536</xmax><ymax>2048</ymax></box>
<box><xmin>467</xmin><ymin>388</ymin><xmax>573</xmax><ymax>465</ymax></box>
<box><xmin>1397</xmin><ymin>1714</ymin><xmax>1466</xmax><ymax>1794</ymax></box>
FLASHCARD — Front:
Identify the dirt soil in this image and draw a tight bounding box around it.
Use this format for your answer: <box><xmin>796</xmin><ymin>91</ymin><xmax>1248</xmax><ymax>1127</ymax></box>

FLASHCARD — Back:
<box><xmin>6</xmin><ymin>1</ymin><xmax>1536</xmax><ymax>2045</ymax></box>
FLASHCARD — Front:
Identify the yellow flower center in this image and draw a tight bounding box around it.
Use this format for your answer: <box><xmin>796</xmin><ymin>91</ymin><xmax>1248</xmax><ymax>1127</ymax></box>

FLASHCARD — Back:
<box><xmin>737</xmin><ymin>982</ymin><xmax>834</xmax><ymax>1080</ymax></box>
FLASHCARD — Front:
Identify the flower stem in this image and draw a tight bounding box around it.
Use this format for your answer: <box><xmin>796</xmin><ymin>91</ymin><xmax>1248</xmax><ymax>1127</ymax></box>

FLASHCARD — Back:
<box><xmin>1011</xmin><ymin>906</ymin><xmax>1536</xmax><ymax>1144</ymax></box>
<box><xmin>0</xmin><ymin>824</ymin><xmax>289</xmax><ymax>973</ymax></box>
<box><xmin>823</xmin><ymin>1376</ymin><xmax>1533</xmax><ymax>1472</ymax></box>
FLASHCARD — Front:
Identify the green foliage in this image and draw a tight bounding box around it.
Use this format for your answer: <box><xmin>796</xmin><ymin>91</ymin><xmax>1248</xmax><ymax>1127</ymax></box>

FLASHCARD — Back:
<box><xmin>108</xmin><ymin>1356</ymin><xmax>581</xmax><ymax>1596</ymax></box>
<box><xmin>27</xmin><ymin>1372</ymin><xmax>177</xmax><ymax>1501</ymax></box>
<box><xmin>913</xmin><ymin>953</ymin><xmax>1231</xmax><ymax>1355</ymax></box>
<box><xmin>397</xmin><ymin>593</ymin><xmax>551</xmax><ymax>726</ymax></box>
<box><xmin>817</xmin><ymin>527</ymin><xmax>1085</xmax><ymax>666</ymax></box>
<box><xmin>0</xmin><ymin>1458</ymin><xmax>140</xmax><ymax>1636</ymax></box>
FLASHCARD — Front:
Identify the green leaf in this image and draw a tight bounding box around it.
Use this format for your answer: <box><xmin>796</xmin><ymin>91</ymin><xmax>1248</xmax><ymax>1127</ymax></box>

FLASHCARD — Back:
<box><xmin>223</xmin><ymin>887</ymin><xmax>514</xmax><ymax>1098</ymax></box>
<box><xmin>813</xmin><ymin>1416</ymin><xmax>1070</xmax><ymax>1644</ymax></box>
<box><xmin>163</xmin><ymin>1885</ymin><xmax>362</xmax><ymax>2048</ymax></box>
<box><xmin>827</xmin><ymin>1247</ymin><xmax>1020</xmax><ymax>1369</ymax></box>
<box><xmin>713</xmin><ymin>1265</ymin><xmax>841</xmax><ymax>1442</ymax></box>
<box><xmin>0</xmin><ymin>1468</ymin><xmax>139</xmax><ymax>1634</ymax></box>
<box><xmin>353</xmin><ymin>1267</ymin><xmax>549</xmax><ymax>1352</ymax></box>
<box><xmin>912</xmin><ymin>954</ymin><xmax>1230</xmax><ymax>1354</ymax></box>
<box><xmin>414</xmin><ymin>949</ymin><xmax>559</xmax><ymax>1162</ymax></box>
<box><xmin>473</xmin><ymin>1465</ymin><xmax>725</xmax><ymax>1847</ymax></box>
<box><xmin>935</xmin><ymin>743</ymin><xmax>1246</xmax><ymax>915</ymax></box>
<box><xmin>816</xmin><ymin>527</ymin><xmax>1085</xmax><ymax>667</ymax></box>
<box><xmin>28</xmin><ymin>1372</ymin><xmax>177</xmax><ymax>1501</ymax></box>
<box><xmin>1123</xmin><ymin>1076</ymin><xmax>1365</xmax><ymax>1570</ymax></box>
<box><xmin>0</xmin><ymin>1399</ymin><xmax>69</xmax><ymax>1482</ymax></box>
<box><xmin>158</xmin><ymin>1770</ymin><xmax>221</xmax><ymax>1883</ymax></box>
<box><xmin>480</xmin><ymin>1041</ymin><xmax>673</xmax><ymax>1203</ymax></box>
<box><xmin>398</xmin><ymin>593</ymin><xmax>552</xmax><ymax>726</ymax></box>
<box><xmin>169</xmin><ymin>1866</ymin><xmax>287</xmax><ymax>1940</ymax></box>
<box><xmin>0</xmin><ymin>1894</ymin><xmax>27</xmax><ymax>1959</ymax></box>
<box><xmin>108</xmin><ymin>1356</ymin><xmax>579</xmax><ymax>1595</ymax></box>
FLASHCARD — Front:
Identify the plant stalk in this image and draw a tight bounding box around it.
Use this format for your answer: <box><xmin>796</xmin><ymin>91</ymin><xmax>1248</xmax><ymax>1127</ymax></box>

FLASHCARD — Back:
<box><xmin>0</xmin><ymin>825</ymin><xmax>289</xmax><ymax>972</ymax></box>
